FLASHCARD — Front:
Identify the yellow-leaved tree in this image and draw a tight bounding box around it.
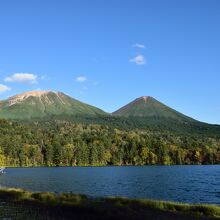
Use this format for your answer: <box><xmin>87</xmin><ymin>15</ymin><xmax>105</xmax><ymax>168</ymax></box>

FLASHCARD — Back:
<box><xmin>0</xmin><ymin>147</ymin><xmax>6</xmax><ymax>167</ymax></box>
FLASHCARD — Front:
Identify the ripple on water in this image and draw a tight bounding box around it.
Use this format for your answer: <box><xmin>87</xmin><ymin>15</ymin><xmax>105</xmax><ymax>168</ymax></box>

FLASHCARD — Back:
<box><xmin>0</xmin><ymin>166</ymin><xmax>219</xmax><ymax>204</ymax></box>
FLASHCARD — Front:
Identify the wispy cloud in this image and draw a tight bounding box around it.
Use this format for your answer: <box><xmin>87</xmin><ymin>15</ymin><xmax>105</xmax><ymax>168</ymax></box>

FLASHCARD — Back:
<box><xmin>5</xmin><ymin>73</ymin><xmax>38</xmax><ymax>84</ymax></box>
<box><xmin>129</xmin><ymin>55</ymin><xmax>146</xmax><ymax>65</ymax></box>
<box><xmin>0</xmin><ymin>84</ymin><xmax>11</xmax><ymax>94</ymax></box>
<box><xmin>76</xmin><ymin>76</ymin><xmax>87</xmax><ymax>82</ymax></box>
<box><xmin>39</xmin><ymin>74</ymin><xmax>49</xmax><ymax>81</ymax></box>
<box><xmin>133</xmin><ymin>43</ymin><xmax>145</xmax><ymax>49</ymax></box>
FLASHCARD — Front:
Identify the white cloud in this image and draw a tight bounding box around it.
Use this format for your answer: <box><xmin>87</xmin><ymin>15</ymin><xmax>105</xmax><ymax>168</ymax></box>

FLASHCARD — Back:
<box><xmin>76</xmin><ymin>76</ymin><xmax>87</xmax><ymax>82</ymax></box>
<box><xmin>133</xmin><ymin>43</ymin><xmax>145</xmax><ymax>49</ymax></box>
<box><xmin>129</xmin><ymin>55</ymin><xmax>146</xmax><ymax>65</ymax></box>
<box><xmin>0</xmin><ymin>84</ymin><xmax>11</xmax><ymax>94</ymax></box>
<box><xmin>4</xmin><ymin>73</ymin><xmax>38</xmax><ymax>84</ymax></box>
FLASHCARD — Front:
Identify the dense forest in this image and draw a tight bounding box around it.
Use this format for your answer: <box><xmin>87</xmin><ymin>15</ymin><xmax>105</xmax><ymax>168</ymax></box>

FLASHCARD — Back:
<box><xmin>0</xmin><ymin>119</ymin><xmax>219</xmax><ymax>167</ymax></box>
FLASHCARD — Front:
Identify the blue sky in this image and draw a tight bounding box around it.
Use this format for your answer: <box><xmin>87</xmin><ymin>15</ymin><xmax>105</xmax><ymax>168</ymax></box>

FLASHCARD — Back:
<box><xmin>0</xmin><ymin>0</ymin><xmax>220</xmax><ymax>124</ymax></box>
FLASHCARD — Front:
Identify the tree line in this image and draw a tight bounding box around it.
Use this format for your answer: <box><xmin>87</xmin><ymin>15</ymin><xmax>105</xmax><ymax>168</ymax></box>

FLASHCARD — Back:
<box><xmin>0</xmin><ymin>119</ymin><xmax>219</xmax><ymax>167</ymax></box>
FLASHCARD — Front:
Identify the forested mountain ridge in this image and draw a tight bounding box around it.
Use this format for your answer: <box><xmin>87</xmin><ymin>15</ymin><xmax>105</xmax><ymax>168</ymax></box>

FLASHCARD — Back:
<box><xmin>0</xmin><ymin>91</ymin><xmax>219</xmax><ymax>167</ymax></box>
<box><xmin>0</xmin><ymin>90</ymin><xmax>219</xmax><ymax>137</ymax></box>
<box><xmin>0</xmin><ymin>91</ymin><xmax>218</xmax><ymax>128</ymax></box>
<box><xmin>0</xmin><ymin>91</ymin><xmax>107</xmax><ymax>119</ymax></box>
<box><xmin>113</xmin><ymin>96</ymin><xmax>195</xmax><ymax>122</ymax></box>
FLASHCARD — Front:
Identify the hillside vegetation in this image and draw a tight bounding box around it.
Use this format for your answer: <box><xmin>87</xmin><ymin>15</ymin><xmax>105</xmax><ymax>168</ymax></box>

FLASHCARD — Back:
<box><xmin>0</xmin><ymin>91</ymin><xmax>106</xmax><ymax>119</ymax></box>
<box><xmin>113</xmin><ymin>96</ymin><xmax>194</xmax><ymax>122</ymax></box>
<box><xmin>0</xmin><ymin>188</ymin><xmax>219</xmax><ymax>220</ymax></box>
<box><xmin>0</xmin><ymin>91</ymin><xmax>219</xmax><ymax>167</ymax></box>
<box><xmin>0</xmin><ymin>119</ymin><xmax>219</xmax><ymax>167</ymax></box>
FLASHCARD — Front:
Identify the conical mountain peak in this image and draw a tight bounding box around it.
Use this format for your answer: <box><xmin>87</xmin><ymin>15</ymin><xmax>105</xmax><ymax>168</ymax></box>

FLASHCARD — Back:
<box><xmin>113</xmin><ymin>96</ymin><xmax>194</xmax><ymax>121</ymax></box>
<box><xmin>0</xmin><ymin>91</ymin><xmax>195</xmax><ymax>122</ymax></box>
<box><xmin>137</xmin><ymin>96</ymin><xmax>152</xmax><ymax>102</ymax></box>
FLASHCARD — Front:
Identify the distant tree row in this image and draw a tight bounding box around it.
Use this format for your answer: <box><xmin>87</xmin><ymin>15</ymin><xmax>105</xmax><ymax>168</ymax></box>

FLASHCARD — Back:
<box><xmin>0</xmin><ymin>119</ymin><xmax>219</xmax><ymax>167</ymax></box>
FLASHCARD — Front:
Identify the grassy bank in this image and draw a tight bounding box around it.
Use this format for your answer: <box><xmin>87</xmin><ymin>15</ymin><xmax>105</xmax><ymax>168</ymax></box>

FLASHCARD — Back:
<box><xmin>0</xmin><ymin>188</ymin><xmax>219</xmax><ymax>220</ymax></box>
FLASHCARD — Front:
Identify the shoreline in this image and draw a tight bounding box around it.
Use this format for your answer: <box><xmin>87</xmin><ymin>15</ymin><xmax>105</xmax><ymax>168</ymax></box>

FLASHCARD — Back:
<box><xmin>4</xmin><ymin>164</ymin><xmax>220</xmax><ymax>168</ymax></box>
<box><xmin>0</xmin><ymin>188</ymin><xmax>219</xmax><ymax>220</ymax></box>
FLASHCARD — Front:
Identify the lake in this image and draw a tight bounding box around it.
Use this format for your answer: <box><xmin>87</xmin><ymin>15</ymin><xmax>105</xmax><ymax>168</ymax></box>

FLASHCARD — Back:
<box><xmin>0</xmin><ymin>166</ymin><xmax>220</xmax><ymax>205</ymax></box>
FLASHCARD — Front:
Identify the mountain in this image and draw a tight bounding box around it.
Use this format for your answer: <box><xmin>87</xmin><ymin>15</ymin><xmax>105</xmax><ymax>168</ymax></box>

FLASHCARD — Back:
<box><xmin>0</xmin><ymin>91</ymin><xmax>219</xmax><ymax>136</ymax></box>
<box><xmin>112</xmin><ymin>96</ymin><xmax>195</xmax><ymax>122</ymax></box>
<box><xmin>0</xmin><ymin>91</ymin><xmax>106</xmax><ymax>119</ymax></box>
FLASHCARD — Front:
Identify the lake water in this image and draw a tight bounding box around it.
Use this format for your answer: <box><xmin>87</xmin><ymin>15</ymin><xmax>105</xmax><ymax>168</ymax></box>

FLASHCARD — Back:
<box><xmin>0</xmin><ymin>166</ymin><xmax>220</xmax><ymax>205</ymax></box>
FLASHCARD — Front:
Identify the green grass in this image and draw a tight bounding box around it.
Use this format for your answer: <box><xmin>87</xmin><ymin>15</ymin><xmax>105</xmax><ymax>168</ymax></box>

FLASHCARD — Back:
<box><xmin>0</xmin><ymin>188</ymin><xmax>219</xmax><ymax>219</ymax></box>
